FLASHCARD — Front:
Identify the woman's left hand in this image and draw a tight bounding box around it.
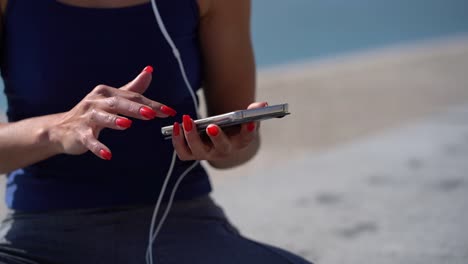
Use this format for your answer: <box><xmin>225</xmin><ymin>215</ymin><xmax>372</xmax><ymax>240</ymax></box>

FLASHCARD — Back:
<box><xmin>172</xmin><ymin>102</ymin><xmax>267</xmax><ymax>162</ymax></box>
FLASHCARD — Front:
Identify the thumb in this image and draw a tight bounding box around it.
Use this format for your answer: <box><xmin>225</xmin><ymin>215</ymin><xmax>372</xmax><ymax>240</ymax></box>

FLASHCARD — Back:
<box><xmin>247</xmin><ymin>101</ymin><xmax>268</xmax><ymax>110</ymax></box>
<box><xmin>120</xmin><ymin>66</ymin><xmax>153</xmax><ymax>94</ymax></box>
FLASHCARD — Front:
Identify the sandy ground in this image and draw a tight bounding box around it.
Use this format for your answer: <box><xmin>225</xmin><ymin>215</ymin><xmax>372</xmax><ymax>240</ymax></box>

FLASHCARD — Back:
<box><xmin>1</xmin><ymin>35</ymin><xmax>468</xmax><ymax>263</ymax></box>
<box><xmin>213</xmin><ymin>105</ymin><xmax>468</xmax><ymax>264</ymax></box>
<box><xmin>206</xmin><ymin>35</ymin><xmax>468</xmax><ymax>263</ymax></box>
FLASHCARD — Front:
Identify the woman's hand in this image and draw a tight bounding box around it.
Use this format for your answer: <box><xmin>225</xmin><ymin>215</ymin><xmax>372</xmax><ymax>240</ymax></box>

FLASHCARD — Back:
<box><xmin>172</xmin><ymin>102</ymin><xmax>267</xmax><ymax>166</ymax></box>
<box><xmin>49</xmin><ymin>66</ymin><xmax>177</xmax><ymax>160</ymax></box>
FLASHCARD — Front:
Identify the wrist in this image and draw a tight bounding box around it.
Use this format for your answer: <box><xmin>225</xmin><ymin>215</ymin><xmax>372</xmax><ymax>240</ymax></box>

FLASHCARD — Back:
<box><xmin>209</xmin><ymin>134</ymin><xmax>260</xmax><ymax>169</ymax></box>
<box><xmin>36</xmin><ymin>113</ymin><xmax>66</xmax><ymax>156</ymax></box>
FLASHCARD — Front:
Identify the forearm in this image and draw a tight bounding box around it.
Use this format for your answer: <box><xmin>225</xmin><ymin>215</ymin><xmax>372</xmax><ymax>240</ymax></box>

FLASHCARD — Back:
<box><xmin>208</xmin><ymin>134</ymin><xmax>260</xmax><ymax>169</ymax></box>
<box><xmin>0</xmin><ymin>114</ymin><xmax>62</xmax><ymax>174</ymax></box>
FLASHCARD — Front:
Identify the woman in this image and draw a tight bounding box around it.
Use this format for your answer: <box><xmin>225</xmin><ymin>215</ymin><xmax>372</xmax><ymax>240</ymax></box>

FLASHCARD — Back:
<box><xmin>0</xmin><ymin>0</ymin><xmax>313</xmax><ymax>263</ymax></box>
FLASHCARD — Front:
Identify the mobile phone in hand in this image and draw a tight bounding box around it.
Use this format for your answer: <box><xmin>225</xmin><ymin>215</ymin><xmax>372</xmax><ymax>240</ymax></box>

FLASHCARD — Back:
<box><xmin>161</xmin><ymin>103</ymin><xmax>290</xmax><ymax>137</ymax></box>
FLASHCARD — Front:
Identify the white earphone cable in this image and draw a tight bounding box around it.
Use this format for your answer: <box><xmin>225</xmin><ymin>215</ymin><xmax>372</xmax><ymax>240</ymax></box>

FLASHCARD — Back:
<box><xmin>149</xmin><ymin>0</ymin><xmax>200</xmax><ymax>119</ymax></box>
<box><xmin>146</xmin><ymin>1</ymin><xmax>202</xmax><ymax>263</ymax></box>
<box><xmin>145</xmin><ymin>158</ymin><xmax>200</xmax><ymax>263</ymax></box>
<box><xmin>145</xmin><ymin>150</ymin><xmax>176</xmax><ymax>264</ymax></box>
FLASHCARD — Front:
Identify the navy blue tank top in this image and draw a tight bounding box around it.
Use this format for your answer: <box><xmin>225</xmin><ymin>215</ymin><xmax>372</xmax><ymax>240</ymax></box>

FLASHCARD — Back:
<box><xmin>1</xmin><ymin>0</ymin><xmax>211</xmax><ymax>211</ymax></box>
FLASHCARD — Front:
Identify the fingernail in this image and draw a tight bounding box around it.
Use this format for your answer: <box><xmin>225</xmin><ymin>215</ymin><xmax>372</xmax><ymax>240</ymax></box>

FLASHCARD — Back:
<box><xmin>207</xmin><ymin>125</ymin><xmax>219</xmax><ymax>137</ymax></box>
<box><xmin>115</xmin><ymin>118</ymin><xmax>132</xmax><ymax>128</ymax></box>
<box><xmin>183</xmin><ymin>115</ymin><xmax>193</xmax><ymax>132</ymax></box>
<box><xmin>173</xmin><ymin>122</ymin><xmax>180</xmax><ymax>136</ymax></box>
<box><xmin>143</xmin><ymin>65</ymin><xmax>153</xmax><ymax>73</ymax></box>
<box><xmin>100</xmin><ymin>149</ymin><xmax>112</xmax><ymax>160</ymax></box>
<box><xmin>264</xmin><ymin>102</ymin><xmax>269</xmax><ymax>107</ymax></box>
<box><xmin>140</xmin><ymin>106</ymin><xmax>156</xmax><ymax>119</ymax></box>
<box><xmin>160</xmin><ymin>105</ymin><xmax>177</xmax><ymax>117</ymax></box>
<box><xmin>247</xmin><ymin>122</ymin><xmax>255</xmax><ymax>132</ymax></box>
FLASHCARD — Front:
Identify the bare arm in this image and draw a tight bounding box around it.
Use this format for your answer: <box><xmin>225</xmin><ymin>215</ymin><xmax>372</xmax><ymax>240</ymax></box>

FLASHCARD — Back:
<box><xmin>200</xmin><ymin>0</ymin><xmax>258</xmax><ymax>169</ymax></box>
<box><xmin>0</xmin><ymin>0</ymin><xmax>60</xmax><ymax>174</ymax></box>
<box><xmin>171</xmin><ymin>0</ymin><xmax>260</xmax><ymax>169</ymax></box>
<box><xmin>199</xmin><ymin>0</ymin><xmax>255</xmax><ymax>115</ymax></box>
<box><xmin>0</xmin><ymin>69</ymin><xmax>177</xmax><ymax>174</ymax></box>
<box><xmin>0</xmin><ymin>115</ymin><xmax>65</xmax><ymax>173</ymax></box>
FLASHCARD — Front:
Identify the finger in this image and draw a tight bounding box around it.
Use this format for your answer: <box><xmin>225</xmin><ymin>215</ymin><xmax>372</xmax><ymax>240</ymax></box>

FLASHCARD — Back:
<box><xmin>171</xmin><ymin>122</ymin><xmax>194</xmax><ymax>161</ymax></box>
<box><xmin>90</xmin><ymin>110</ymin><xmax>132</xmax><ymax>130</ymax></box>
<box><xmin>247</xmin><ymin>101</ymin><xmax>268</xmax><ymax>110</ymax></box>
<box><xmin>206</xmin><ymin>124</ymin><xmax>232</xmax><ymax>156</ymax></box>
<box><xmin>96</xmin><ymin>97</ymin><xmax>161</xmax><ymax>120</ymax></box>
<box><xmin>234</xmin><ymin>121</ymin><xmax>257</xmax><ymax>149</ymax></box>
<box><xmin>113</xmin><ymin>89</ymin><xmax>177</xmax><ymax>117</ymax></box>
<box><xmin>182</xmin><ymin>115</ymin><xmax>210</xmax><ymax>157</ymax></box>
<box><xmin>90</xmin><ymin>71</ymin><xmax>177</xmax><ymax>118</ymax></box>
<box><xmin>120</xmin><ymin>66</ymin><xmax>153</xmax><ymax>94</ymax></box>
<box><xmin>80</xmin><ymin>131</ymin><xmax>112</xmax><ymax>160</ymax></box>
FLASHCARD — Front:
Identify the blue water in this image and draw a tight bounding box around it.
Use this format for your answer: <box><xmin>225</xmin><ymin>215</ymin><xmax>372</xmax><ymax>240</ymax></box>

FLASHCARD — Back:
<box><xmin>252</xmin><ymin>0</ymin><xmax>468</xmax><ymax>67</ymax></box>
<box><xmin>1</xmin><ymin>0</ymin><xmax>468</xmax><ymax>111</ymax></box>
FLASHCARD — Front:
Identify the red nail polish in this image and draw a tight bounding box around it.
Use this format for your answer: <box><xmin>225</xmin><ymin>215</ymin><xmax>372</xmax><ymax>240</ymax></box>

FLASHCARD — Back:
<box><xmin>183</xmin><ymin>115</ymin><xmax>193</xmax><ymax>132</ymax></box>
<box><xmin>207</xmin><ymin>125</ymin><xmax>219</xmax><ymax>137</ymax></box>
<box><xmin>115</xmin><ymin>118</ymin><xmax>132</xmax><ymax>128</ymax></box>
<box><xmin>140</xmin><ymin>106</ymin><xmax>156</xmax><ymax>119</ymax></box>
<box><xmin>247</xmin><ymin>122</ymin><xmax>255</xmax><ymax>132</ymax></box>
<box><xmin>143</xmin><ymin>66</ymin><xmax>153</xmax><ymax>73</ymax></box>
<box><xmin>100</xmin><ymin>149</ymin><xmax>112</xmax><ymax>160</ymax></box>
<box><xmin>160</xmin><ymin>105</ymin><xmax>177</xmax><ymax>117</ymax></box>
<box><xmin>173</xmin><ymin>122</ymin><xmax>180</xmax><ymax>136</ymax></box>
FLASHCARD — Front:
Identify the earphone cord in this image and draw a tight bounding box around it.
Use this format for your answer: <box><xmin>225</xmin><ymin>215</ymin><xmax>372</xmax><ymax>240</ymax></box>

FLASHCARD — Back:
<box><xmin>149</xmin><ymin>0</ymin><xmax>200</xmax><ymax>116</ymax></box>
<box><xmin>145</xmin><ymin>151</ymin><xmax>200</xmax><ymax>264</ymax></box>
<box><xmin>146</xmin><ymin>0</ymin><xmax>202</xmax><ymax>264</ymax></box>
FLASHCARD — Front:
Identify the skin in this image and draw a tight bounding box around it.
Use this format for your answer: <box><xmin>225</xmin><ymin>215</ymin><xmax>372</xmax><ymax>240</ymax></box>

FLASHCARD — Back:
<box><xmin>0</xmin><ymin>0</ymin><xmax>261</xmax><ymax>173</ymax></box>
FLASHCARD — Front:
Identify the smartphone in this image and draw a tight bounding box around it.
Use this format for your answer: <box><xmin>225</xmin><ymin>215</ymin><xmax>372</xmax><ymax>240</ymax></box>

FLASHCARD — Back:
<box><xmin>161</xmin><ymin>103</ymin><xmax>290</xmax><ymax>137</ymax></box>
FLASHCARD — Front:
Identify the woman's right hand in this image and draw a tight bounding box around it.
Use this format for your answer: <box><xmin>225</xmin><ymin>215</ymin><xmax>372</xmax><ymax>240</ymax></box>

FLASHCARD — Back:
<box><xmin>48</xmin><ymin>66</ymin><xmax>177</xmax><ymax>160</ymax></box>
